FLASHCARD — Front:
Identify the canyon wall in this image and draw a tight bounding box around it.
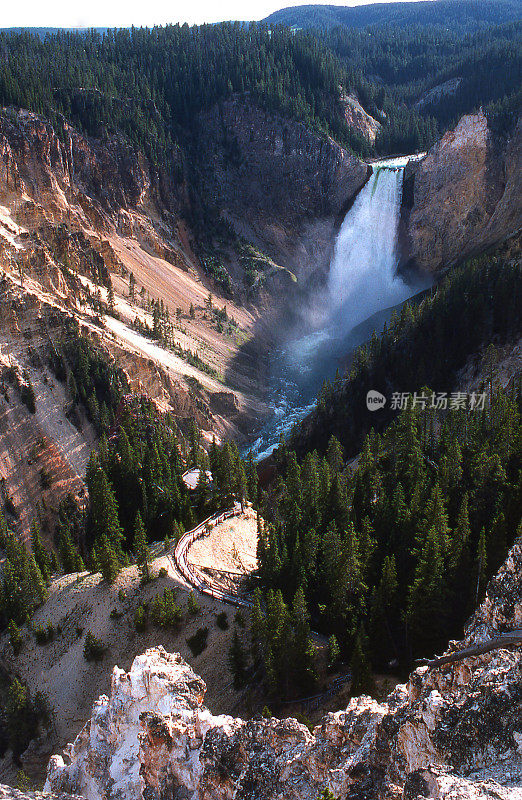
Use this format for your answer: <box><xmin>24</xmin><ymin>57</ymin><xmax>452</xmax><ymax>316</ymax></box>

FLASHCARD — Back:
<box><xmin>404</xmin><ymin>111</ymin><xmax>522</xmax><ymax>273</ymax></box>
<box><xmin>0</xmin><ymin>103</ymin><xmax>368</xmax><ymax>284</ymax></box>
<box><xmin>194</xmin><ymin>98</ymin><xmax>369</xmax><ymax>279</ymax></box>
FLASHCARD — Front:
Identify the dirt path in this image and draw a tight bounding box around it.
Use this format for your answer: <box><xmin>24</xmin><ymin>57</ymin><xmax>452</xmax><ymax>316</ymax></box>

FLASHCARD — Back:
<box><xmin>188</xmin><ymin>507</ymin><xmax>258</xmax><ymax>574</ymax></box>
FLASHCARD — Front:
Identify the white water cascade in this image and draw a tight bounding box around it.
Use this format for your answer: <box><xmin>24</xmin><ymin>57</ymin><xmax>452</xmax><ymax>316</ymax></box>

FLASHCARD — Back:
<box><xmin>250</xmin><ymin>155</ymin><xmax>429</xmax><ymax>459</ymax></box>
<box><xmin>327</xmin><ymin>159</ymin><xmax>413</xmax><ymax>329</ymax></box>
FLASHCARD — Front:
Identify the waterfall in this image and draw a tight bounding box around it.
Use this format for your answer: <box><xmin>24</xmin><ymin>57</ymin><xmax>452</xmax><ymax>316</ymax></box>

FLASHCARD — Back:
<box><xmin>326</xmin><ymin>162</ymin><xmax>412</xmax><ymax>334</ymax></box>
<box><xmin>250</xmin><ymin>155</ymin><xmax>429</xmax><ymax>460</ymax></box>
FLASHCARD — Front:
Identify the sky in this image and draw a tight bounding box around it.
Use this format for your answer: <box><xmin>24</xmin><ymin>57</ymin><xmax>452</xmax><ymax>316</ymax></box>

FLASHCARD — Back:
<box><xmin>1</xmin><ymin>0</ymin><xmax>429</xmax><ymax>30</ymax></box>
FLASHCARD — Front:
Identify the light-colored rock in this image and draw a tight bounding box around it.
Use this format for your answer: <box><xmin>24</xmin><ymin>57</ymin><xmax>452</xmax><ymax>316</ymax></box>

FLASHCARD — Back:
<box><xmin>405</xmin><ymin>111</ymin><xmax>522</xmax><ymax>272</ymax></box>
<box><xmin>340</xmin><ymin>92</ymin><xmax>382</xmax><ymax>143</ymax></box>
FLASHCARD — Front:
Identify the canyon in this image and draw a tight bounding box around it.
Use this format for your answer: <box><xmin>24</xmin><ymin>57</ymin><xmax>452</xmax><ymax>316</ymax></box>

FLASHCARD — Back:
<box><xmin>0</xmin><ymin>83</ymin><xmax>520</xmax><ymax>800</ymax></box>
<box><xmin>0</xmin><ymin>100</ymin><xmax>520</xmax><ymax>535</ymax></box>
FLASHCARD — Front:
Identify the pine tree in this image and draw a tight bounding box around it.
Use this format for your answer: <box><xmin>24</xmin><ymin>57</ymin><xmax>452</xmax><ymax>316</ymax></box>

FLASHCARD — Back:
<box><xmin>228</xmin><ymin>629</ymin><xmax>248</xmax><ymax>689</ymax></box>
<box><xmin>67</xmin><ymin>371</ymin><xmax>78</xmax><ymax>404</ymax></box>
<box><xmin>58</xmin><ymin>526</ymin><xmax>85</xmax><ymax>573</ymax></box>
<box><xmin>475</xmin><ymin>528</ymin><xmax>488</xmax><ymax>604</ymax></box>
<box><xmin>188</xmin><ymin>419</ymin><xmax>200</xmax><ymax>468</ymax></box>
<box><xmin>97</xmin><ymin>534</ymin><xmax>120</xmax><ymax>583</ymax></box>
<box><xmin>350</xmin><ymin>625</ymin><xmax>375</xmax><ymax>697</ymax></box>
<box><xmin>133</xmin><ymin>512</ymin><xmax>150</xmax><ymax>583</ymax></box>
<box><xmin>327</xmin><ymin>634</ymin><xmax>340</xmax><ymax>670</ymax></box>
<box><xmin>292</xmin><ymin>586</ymin><xmax>317</xmax><ymax>692</ymax></box>
<box><xmin>87</xmin><ymin>457</ymin><xmax>124</xmax><ymax>564</ymax></box>
<box><xmin>245</xmin><ymin>451</ymin><xmax>258</xmax><ymax>501</ymax></box>
<box><xmin>8</xmin><ymin>620</ymin><xmax>22</xmax><ymax>655</ymax></box>
<box><xmin>487</xmin><ymin>512</ymin><xmax>508</xmax><ymax>574</ymax></box>
<box><xmin>6</xmin><ymin>679</ymin><xmax>37</xmax><ymax>758</ymax></box>
<box><xmin>368</xmin><ymin>555</ymin><xmax>400</xmax><ymax>669</ymax></box>
<box><xmin>31</xmin><ymin>519</ymin><xmax>51</xmax><ymax>584</ymax></box>
<box><xmin>235</xmin><ymin>460</ymin><xmax>248</xmax><ymax>511</ymax></box>
<box><xmin>250</xmin><ymin>588</ymin><xmax>265</xmax><ymax>661</ymax></box>
<box><xmin>326</xmin><ymin>436</ymin><xmax>344</xmax><ymax>473</ymax></box>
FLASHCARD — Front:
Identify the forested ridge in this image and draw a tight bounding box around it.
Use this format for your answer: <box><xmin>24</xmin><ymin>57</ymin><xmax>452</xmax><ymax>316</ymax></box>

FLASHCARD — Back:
<box><xmin>0</xmin><ymin>24</ymin><xmax>385</xmax><ymax>163</ymax></box>
<box><xmin>251</xmin><ymin>374</ymin><xmax>522</xmax><ymax>695</ymax></box>
<box><xmin>0</xmin><ymin>6</ymin><xmax>518</xmax><ymax>176</ymax></box>
<box><xmin>263</xmin><ymin>0</ymin><xmax>521</xmax><ymax>34</ymax></box>
<box><xmin>321</xmin><ymin>20</ymin><xmax>521</xmax><ymax>144</ymax></box>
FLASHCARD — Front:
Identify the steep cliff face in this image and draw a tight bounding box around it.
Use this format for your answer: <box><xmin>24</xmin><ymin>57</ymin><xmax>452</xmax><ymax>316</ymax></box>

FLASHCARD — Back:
<box><xmin>404</xmin><ymin>112</ymin><xmax>522</xmax><ymax>272</ymax></box>
<box><xmin>0</xmin><ymin>102</ymin><xmax>368</xmax><ymax>284</ymax></box>
<box><xmin>194</xmin><ymin>98</ymin><xmax>369</xmax><ymax>278</ymax></box>
<box><xmin>45</xmin><ymin>535</ymin><xmax>522</xmax><ymax>800</ymax></box>
<box><xmin>0</xmin><ymin>107</ymin><xmax>188</xmax><ymax>266</ymax></box>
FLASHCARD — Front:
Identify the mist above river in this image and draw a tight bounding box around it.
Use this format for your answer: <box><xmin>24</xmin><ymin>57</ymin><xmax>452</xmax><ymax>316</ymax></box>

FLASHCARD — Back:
<box><xmin>250</xmin><ymin>155</ymin><xmax>430</xmax><ymax>460</ymax></box>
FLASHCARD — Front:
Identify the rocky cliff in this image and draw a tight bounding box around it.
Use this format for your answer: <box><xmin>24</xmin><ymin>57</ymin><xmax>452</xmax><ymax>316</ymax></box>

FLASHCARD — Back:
<box><xmin>0</xmin><ymin>101</ymin><xmax>368</xmax><ymax>285</ymax></box>
<box><xmin>194</xmin><ymin>98</ymin><xmax>369</xmax><ymax>279</ymax></box>
<box><xmin>44</xmin><ymin>534</ymin><xmax>522</xmax><ymax>800</ymax></box>
<box><xmin>0</xmin><ymin>107</ymin><xmax>189</xmax><ymax>269</ymax></box>
<box><xmin>404</xmin><ymin>112</ymin><xmax>522</xmax><ymax>273</ymax></box>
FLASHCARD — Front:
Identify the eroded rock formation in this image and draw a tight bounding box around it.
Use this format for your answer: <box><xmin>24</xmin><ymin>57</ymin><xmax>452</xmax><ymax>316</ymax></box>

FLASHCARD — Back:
<box><xmin>404</xmin><ymin>111</ymin><xmax>522</xmax><ymax>272</ymax></box>
<box><xmin>45</xmin><ymin>536</ymin><xmax>522</xmax><ymax>800</ymax></box>
<box><xmin>0</xmin><ymin>102</ymin><xmax>368</xmax><ymax>283</ymax></box>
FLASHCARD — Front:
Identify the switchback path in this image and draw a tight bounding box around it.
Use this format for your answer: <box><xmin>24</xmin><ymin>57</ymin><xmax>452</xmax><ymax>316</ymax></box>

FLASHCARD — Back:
<box><xmin>169</xmin><ymin>503</ymin><xmax>253</xmax><ymax>608</ymax></box>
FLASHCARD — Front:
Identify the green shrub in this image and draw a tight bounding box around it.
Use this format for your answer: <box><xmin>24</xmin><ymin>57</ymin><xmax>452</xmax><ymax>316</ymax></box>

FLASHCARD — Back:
<box><xmin>187</xmin><ymin>592</ymin><xmax>200</xmax><ymax>615</ymax></box>
<box><xmin>6</xmin><ymin>680</ymin><xmax>50</xmax><ymax>758</ymax></box>
<box><xmin>150</xmin><ymin>590</ymin><xmax>183</xmax><ymax>629</ymax></box>
<box><xmin>234</xmin><ymin>610</ymin><xmax>246</xmax><ymax>628</ymax></box>
<box><xmin>16</xmin><ymin>770</ymin><xmax>31</xmax><ymax>792</ymax></box>
<box><xmin>216</xmin><ymin>612</ymin><xmax>228</xmax><ymax>630</ymax></box>
<box><xmin>186</xmin><ymin>627</ymin><xmax>208</xmax><ymax>657</ymax></box>
<box><xmin>134</xmin><ymin>605</ymin><xmax>147</xmax><ymax>632</ymax></box>
<box><xmin>158</xmin><ymin>566</ymin><xmax>167</xmax><ymax>578</ymax></box>
<box><xmin>110</xmin><ymin>608</ymin><xmax>123</xmax><ymax>620</ymax></box>
<box><xmin>83</xmin><ymin>631</ymin><xmax>105</xmax><ymax>661</ymax></box>
<box><xmin>150</xmin><ymin>594</ymin><xmax>165</xmax><ymax>626</ymax></box>
<box><xmin>35</xmin><ymin>625</ymin><xmax>47</xmax><ymax>644</ymax></box>
<box><xmin>8</xmin><ymin>620</ymin><xmax>22</xmax><ymax>655</ymax></box>
<box><xmin>34</xmin><ymin>622</ymin><xmax>54</xmax><ymax>645</ymax></box>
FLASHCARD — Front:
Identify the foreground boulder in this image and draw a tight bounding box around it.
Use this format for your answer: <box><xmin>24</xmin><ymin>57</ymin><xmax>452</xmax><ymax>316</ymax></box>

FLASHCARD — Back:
<box><xmin>45</xmin><ymin>540</ymin><xmax>522</xmax><ymax>800</ymax></box>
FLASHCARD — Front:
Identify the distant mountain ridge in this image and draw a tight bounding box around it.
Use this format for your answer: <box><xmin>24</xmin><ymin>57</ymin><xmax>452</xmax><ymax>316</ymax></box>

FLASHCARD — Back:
<box><xmin>263</xmin><ymin>0</ymin><xmax>522</xmax><ymax>33</ymax></box>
